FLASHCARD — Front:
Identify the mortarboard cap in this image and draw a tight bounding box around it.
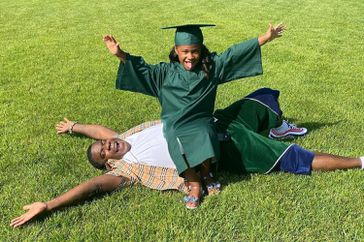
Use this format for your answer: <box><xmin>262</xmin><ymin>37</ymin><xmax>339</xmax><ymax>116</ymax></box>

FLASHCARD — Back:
<box><xmin>161</xmin><ymin>24</ymin><xmax>215</xmax><ymax>45</ymax></box>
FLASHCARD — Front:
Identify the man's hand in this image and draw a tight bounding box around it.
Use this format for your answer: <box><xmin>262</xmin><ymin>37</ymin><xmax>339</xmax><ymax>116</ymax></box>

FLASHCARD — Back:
<box><xmin>56</xmin><ymin>118</ymin><xmax>118</xmax><ymax>139</ymax></box>
<box><xmin>10</xmin><ymin>202</ymin><xmax>48</xmax><ymax>228</ymax></box>
<box><xmin>56</xmin><ymin>117</ymin><xmax>75</xmax><ymax>134</ymax></box>
<box><xmin>103</xmin><ymin>35</ymin><xmax>123</xmax><ymax>56</ymax></box>
<box><xmin>258</xmin><ymin>23</ymin><xmax>286</xmax><ymax>46</ymax></box>
<box><xmin>10</xmin><ymin>175</ymin><xmax>122</xmax><ymax>228</ymax></box>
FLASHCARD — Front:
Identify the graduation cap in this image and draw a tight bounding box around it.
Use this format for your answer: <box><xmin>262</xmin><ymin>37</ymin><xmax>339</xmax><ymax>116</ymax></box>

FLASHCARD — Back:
<box><xmin>161</xmin><ymin>24</ymin><xmax>215</xmax><ymax>45</ymax></box>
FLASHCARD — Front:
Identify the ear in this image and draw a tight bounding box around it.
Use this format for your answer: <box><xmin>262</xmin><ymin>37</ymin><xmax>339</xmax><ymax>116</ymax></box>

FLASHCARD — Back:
<box><xmin>174</xmin><ymin>45</ymin><xmax>178</xmax><ymax>54</ymax></box>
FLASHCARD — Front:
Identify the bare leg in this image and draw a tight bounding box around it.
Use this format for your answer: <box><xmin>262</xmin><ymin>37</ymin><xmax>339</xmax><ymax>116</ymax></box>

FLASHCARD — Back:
<box><xmin>199</xmin><ymin>159</ymin><xmax>211</xmax><ymax>179</ymax></box>
<box><xmin>183</xmin><ymin>168</ymin><xmax>201</xmax><ymax>188</ymax></box>
<box><xmin>200</xmin><ymin>159</ymin><xmax>221</xmax><ymax>195</ymax></box>
<box><xmin>182</xmin><ymin>168</ymin><xmax>202</xmax><ymax>209</ymax></box>
<box><xmin>312</xmin><ymin>153</ymin><xmax>361</xmax><ymax>171</ymax></box>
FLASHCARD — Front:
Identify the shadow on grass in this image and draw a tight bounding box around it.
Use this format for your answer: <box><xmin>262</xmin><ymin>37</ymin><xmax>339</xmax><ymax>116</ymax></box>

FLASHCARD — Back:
<box><xmin>277</xmin><ymin>119</ymin><xmax>344</xmax><ymax>141</ymax></box>
<box><xmin>217</xmin><ymin>172</ymin><xmax>252</xmax><ymax>187</ymax></box>
<box><xmin>297</xmin><ymin>120</ymin><xmax>343</xmax><ymax>131</ymax></box>
<box><xmin>70</xmin><ymin>133</ymin><xmax>94</xmax><ymax>140</ymax></box>
<box><xmin>284</xmin><ymin>118</ymin><xmax>343</xmax><ymax>132</ymax></box>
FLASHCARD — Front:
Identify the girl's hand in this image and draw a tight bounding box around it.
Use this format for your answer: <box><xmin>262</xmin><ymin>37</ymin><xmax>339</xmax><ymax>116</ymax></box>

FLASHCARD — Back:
<box><xmin>258</xmin><ymin>23</ymin><xmax>286</xmax><ymax>46</ymax></box>
<box><xmin>56</xmin><ymin>117</ymin><xmax>74</xmax><ymax>134</ymax></box>
<box><xmin>265</xmin><ymin>23</ymin><xmax>286</xmax><ymax>42</ymax></box>
<box><xmin>103</xmin><ymin>35</ymin><xmax>122</xmax><ymax>56</ymax></box>
<box><xmin>10</xmin><ymin>202</ymin><xmax>48</xmax><ymax>228</ymax></box>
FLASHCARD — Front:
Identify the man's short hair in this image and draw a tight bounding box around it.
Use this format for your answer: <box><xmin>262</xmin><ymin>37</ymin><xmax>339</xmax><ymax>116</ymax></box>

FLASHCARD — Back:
<box><xmin>87</xmin><ymin>143</ymin><xmax>106</xmax><ymax>170</ymax></box>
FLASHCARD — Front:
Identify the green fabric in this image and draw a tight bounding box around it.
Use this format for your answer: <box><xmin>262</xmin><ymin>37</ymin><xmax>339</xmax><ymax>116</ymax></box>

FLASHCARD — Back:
<box><xmin>175</xmin><ymin>26</ymin><xmax>203</xmax><ymax>45</ymax></box>
<box><xmin>116</xmin><ymin>38</ymin><xmax>263</xmax><ymax>174</ymax></box>
<box><xmin>214</xmin><ymin>99</ymin><xmax>290</xmax><ymax>174</ymax></box>
<box><xmin>161</xmin><ymin>24</ymin><xmax>215</xmax><ymax>45</ymax></box>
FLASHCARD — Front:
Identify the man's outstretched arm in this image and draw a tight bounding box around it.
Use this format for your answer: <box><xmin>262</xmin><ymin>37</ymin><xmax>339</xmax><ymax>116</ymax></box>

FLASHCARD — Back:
<box><xmin>56</xmin><ymin>117</ymin><xmax>118</xmax><ymax>140</ymax></box>
<box><xmin>10</xmin><ymin>174</ymin><xmax>123</xmax><ymax>228</ymax></box>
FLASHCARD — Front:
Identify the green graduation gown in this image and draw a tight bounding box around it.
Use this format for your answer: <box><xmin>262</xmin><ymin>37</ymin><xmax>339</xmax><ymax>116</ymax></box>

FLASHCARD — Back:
<box><xmin>214</xmin><ymin>98</ymin><xmax>290</xmax><ymax>174</ymax></box>
<box><xmin>115</xmin><ymin>38</ymin><xmax>263</xmax><ymax>174</ymax></box>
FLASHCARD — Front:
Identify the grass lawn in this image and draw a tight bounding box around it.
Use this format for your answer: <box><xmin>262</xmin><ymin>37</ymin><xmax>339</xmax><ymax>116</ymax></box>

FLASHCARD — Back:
<box><xmin>1</xmin><ymin>0</ymin><xmax>364</xmax><ymax>240</ymax></box>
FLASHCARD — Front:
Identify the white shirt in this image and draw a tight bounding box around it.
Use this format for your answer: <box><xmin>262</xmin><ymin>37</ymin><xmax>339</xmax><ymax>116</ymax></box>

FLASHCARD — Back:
<box><xmin>120</xmin><ymin>123</ymin><xmax>176</xmax><ymax>168</ymax></box>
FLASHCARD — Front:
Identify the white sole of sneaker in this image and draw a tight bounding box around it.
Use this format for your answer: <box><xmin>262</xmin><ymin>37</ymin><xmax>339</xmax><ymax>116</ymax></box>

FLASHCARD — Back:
<box><xmin>269</xmin><ymin>130</ymin><xmax>308</xmax><ymax>139</ymax></box>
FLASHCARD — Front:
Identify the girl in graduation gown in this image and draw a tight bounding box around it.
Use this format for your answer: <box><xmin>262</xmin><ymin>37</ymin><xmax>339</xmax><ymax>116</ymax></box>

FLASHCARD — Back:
<box><xmin>103</xmin><ymin>23</ymin><xmax>285</xmax><ymax>209</ymax></box>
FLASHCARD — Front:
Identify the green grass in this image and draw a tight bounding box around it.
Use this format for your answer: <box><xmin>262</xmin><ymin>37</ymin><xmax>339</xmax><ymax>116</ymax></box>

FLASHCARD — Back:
<box><xmin>1</xmin><ymin>0</ymin><xmax>364</xmax><ymax>240</ymax></box>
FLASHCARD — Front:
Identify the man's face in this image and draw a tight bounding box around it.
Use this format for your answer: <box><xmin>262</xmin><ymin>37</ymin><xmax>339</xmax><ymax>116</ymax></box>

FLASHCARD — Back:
<box><xmin>175</xmin><ymin>44</ymin><xmax>202</xmax><ymax>71</ymax></box>
<box><xmin>91</xmin><ymin>138</ymin><xmax>131</xmax><ymax>164</ymax></box>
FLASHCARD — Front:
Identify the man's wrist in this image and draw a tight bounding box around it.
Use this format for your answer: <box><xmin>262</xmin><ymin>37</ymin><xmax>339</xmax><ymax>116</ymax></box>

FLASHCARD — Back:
<box><xmin>68</xmin><ymin>122</ymin><xmax>78</xmax><ymax>134</ymax></box>
<box><xmin>43</xmin><ymin>202</ymin><xmax>50</xmax><ymax>211</ymax></box>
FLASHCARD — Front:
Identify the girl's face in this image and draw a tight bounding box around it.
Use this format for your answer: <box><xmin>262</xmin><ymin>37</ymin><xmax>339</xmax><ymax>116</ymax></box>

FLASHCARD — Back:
<box><xmin>175</xmin><ymin>44</ymin><xmax>202</xmax><ymax>71</ymax></box>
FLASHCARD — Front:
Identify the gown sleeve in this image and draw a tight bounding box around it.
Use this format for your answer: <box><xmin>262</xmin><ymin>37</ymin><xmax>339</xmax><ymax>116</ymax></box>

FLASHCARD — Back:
<box><xmin>213</xmin><ymin>38</ymin><xmax>263</xmax><ymax>84</ymax></box>
<box><xmin>115</xmin><ymin>53</ymin><xmax>167</xmax><ymax>97</ymax></box>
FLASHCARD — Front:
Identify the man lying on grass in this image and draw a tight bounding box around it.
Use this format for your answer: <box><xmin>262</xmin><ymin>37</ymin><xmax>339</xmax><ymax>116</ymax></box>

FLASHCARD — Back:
<box><xmin>10</xmin><ymin>88</ymin><xmax>364</xmax><ymax>228</ymax></box>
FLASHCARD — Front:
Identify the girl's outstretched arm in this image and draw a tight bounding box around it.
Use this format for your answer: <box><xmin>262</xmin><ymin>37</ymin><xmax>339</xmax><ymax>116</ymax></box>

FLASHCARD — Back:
<box><xmin>103</xmin><ymin>35</ymin><xmax>127</xmax><ymax>62</ymax></box>
<box><xmin>258</xmin><ymin>23</ymin><xmax>286</xmax><ymax>46</ymax></box>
